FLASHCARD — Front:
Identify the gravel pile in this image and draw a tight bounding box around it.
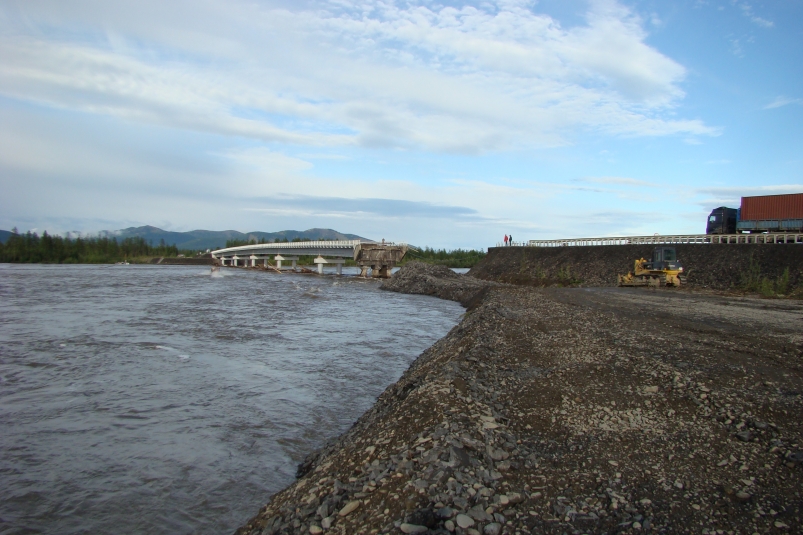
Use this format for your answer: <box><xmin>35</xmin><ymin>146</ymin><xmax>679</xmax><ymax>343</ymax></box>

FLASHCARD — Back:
<box><xmin>235</xmin><ymin>264</ymin><xmax>802</xmax><ymax>535</ymax></box>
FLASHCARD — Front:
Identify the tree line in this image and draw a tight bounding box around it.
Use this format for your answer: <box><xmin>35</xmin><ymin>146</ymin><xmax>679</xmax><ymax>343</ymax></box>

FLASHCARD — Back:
<box><xmin>403</xmin><ymin>246</ymin><xmax>486</xmax><ymax>268</ymax></box>
<box><xmin>0</xmin><ymin>229</ymin><xmax>179</xmax><ymax>263</ymax></box>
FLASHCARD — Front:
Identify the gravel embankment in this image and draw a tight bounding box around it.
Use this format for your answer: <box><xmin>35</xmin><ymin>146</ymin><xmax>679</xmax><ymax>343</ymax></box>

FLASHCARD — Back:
<box><xmin>235</xmin><ymin>263</ymin><xmax>802</xmax><ymax>535</ymax></box>
<box><xmin>470</xmin><ymin>245</ymin><xmax>803</xmax><ymax>291</ymax></box>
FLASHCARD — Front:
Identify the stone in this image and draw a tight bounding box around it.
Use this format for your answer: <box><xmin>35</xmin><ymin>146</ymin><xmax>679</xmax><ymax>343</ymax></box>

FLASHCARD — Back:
<box><xmin>736</xmin><ymin>431</ymin><xmax>752</xmax><ymax>442</ymax></box>
<box><xmin>468</xmin><ymin>505</ymin><xmax>493</xmax><ymax>522</ymax></box>
<box><xmin>456</xmin><ymin>513</ymin><xmax>475</xmax><ymax>528</ymax></box>
<box><xmin>644</xmin><ymin>386</ymin><xmax>659</xmax><ymax>393</ymax></box>
<box><xmin>338</xmin><ymin>500</ymin><xmax>360</xmax><ymax>516</ymax></box>
<box><xmin>507</xmin><ymin>492</ymin><xmax>524</xmax><ymax>504</ymax></box>
<box><xmin>321</xmin><ymin>516</ymin><xmax>333</xmax><ymax>529</ymax></box>
<box><xmin>484</xmin><ymin>523</ymin><xmax>502</xmax><ymax>535</ymax></box>
<box><xmin>407</xmin><ymin>509</ymin><xmax>438</xmax><ymax>528</ymax></box>
<box><xmin>444</xmin><ymin>520</ymin><xmax>455</xmax><ymax>532</ymax></box>
<box><xmin>436</xmin><ymin>507</ymin><xmax>455</xmax><ymax>519</ymax></box>
<box><xmin>633</xmin><ymin>521</ymin><xmax>642</xmax><ymax>529</ymax></box>
<box><xmin>400</xmin><ymin>523</ymin><xmax>428</xmax><ymax>534</ymax></box>
<box><xmin>735</xmin><ymin>491</ymin><xmax>752</xmax><ymax>501</ymax></box>
<box><xmin>450</xmin><ymin>446</ymin><xmax>471</xmax><ymax>467</ymax></box>
<box><xmin>309</xmin><ymin>526</ymin><xmax>323</xmax><ymax>535</ymax></box>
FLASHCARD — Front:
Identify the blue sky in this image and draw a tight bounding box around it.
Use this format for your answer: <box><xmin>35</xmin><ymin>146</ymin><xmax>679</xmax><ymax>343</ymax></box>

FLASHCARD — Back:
<box><xmin>0</xmin><ymin>0</ymin><xmax>800</xmax><ymax>248</ymax></box>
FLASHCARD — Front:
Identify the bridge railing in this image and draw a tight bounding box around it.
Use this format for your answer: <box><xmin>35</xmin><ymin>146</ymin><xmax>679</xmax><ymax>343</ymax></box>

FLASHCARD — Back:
<box><xmin>211</xmin><ymin>240</ymin><xmax>411</xmax><ymax>257</ymax></box>
<box><xmin>521</xmin><ymin>233</ymin><xmax>803</xmax><ymax>247</ymax></box>
<box><xmin>212</xmin><ymin>240</ymin><xmax>365</xmax><ymax>256</ymax></box>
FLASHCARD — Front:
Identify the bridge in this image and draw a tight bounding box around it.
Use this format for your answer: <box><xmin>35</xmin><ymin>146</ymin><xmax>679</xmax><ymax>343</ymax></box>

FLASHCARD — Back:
<box><xmin>210</xmin><ymin>240</ymin><xmax>409</xmax><ymax>278</ymax></box>
<box><xmin>519</xmin><ymin>232</ymin><xmax>803</xmax><ymax>247</ymax></box>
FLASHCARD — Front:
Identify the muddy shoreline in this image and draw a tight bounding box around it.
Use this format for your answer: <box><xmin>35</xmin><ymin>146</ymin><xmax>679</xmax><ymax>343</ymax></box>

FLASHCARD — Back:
<box><xmin>235</xmin><ymin>263</ymin><xmax>802</xmax><ymax>535</ymax></box>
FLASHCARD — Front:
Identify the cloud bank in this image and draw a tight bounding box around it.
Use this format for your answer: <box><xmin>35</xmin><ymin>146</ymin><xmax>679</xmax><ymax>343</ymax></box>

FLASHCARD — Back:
<box><xmin>0</xmin><ymin>0</ymin><xmax>716</xmax><ymax>154</ymax></box>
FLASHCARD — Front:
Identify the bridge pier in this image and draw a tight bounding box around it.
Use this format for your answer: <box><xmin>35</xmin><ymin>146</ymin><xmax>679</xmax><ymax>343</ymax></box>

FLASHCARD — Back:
<box><xmin>232</xmin><ymin>255</ymin><xmax>240</xmax><ymax>267</ymax></box>
<box><xmin>275</xmin><ymin>255</ymin><xmax>299</xmax><ymax>270</ymax></box>
<box><xmin>371</xmin><ymin>265</ymin><xmax>390</xmax><ymax>278</ymax></box>
<box><xmin>314</xmin><ymin>256</ymin><xmax>345</xmax><ymax>275</ymax></box>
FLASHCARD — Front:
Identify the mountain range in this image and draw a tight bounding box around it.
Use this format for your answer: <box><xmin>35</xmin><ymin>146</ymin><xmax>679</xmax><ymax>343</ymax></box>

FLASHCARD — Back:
<box><xmin>0</xmin><ymin>226</ymin><xmax>369</xmax><ymax>250</ymax></box>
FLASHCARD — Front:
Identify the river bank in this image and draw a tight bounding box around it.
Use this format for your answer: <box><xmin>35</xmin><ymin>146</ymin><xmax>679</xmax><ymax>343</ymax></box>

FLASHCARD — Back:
<box><xmin>235</xmin><ymin>263</ymin><xmax>802</xmax><ymax>535</ymax></box>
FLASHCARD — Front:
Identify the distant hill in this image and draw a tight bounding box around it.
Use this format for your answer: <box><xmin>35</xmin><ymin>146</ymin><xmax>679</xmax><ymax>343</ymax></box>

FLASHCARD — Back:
<box><xmin>102</xmin><ymin>226</ymin><xmax>370</xmax><ymax>251</ymax></box>
<box><xmin>1</xmin><ymin>226</ymin><xmax>369</xmax><ymax>250</ymax></box>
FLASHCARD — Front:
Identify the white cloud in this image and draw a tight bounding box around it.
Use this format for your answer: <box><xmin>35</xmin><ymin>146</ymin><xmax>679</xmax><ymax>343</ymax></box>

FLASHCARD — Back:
<box><xmin>738</xmin><ymin>3</ymin><xmax>774</xmax><ymax>28</ymax></box>
<box><xmin>764</xmin><ymin>96</ymin><xmax>802</xmax><ymax>110</ymax></box>
<box><xmin>0</xmin><ymin>0</ymin><xmax>716</xmax><ymax>154</ymax></box>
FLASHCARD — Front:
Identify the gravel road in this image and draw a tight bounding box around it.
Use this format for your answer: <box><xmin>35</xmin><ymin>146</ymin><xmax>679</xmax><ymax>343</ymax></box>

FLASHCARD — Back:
<box><xmin>235</xmin><ymin>264</ymin><xmax>802</xmax><ymax>535</ymax></box>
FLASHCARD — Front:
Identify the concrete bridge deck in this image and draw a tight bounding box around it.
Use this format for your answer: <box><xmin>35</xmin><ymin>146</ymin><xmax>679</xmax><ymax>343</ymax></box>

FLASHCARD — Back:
<box><xmin>210</xmin><ymin>240</ymin><xmax>409</xmax><ymax>277</ymax></box>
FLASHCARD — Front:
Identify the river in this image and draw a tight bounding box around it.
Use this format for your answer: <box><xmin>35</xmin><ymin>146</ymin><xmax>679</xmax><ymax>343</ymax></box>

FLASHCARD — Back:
<box><xmin>0</xmin><ymin>264</ymin><xmax>464</xmax><ymax>534</ymax></box>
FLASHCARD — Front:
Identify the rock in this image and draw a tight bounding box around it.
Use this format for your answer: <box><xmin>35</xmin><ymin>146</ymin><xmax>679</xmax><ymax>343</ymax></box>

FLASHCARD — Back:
<box><xmin>444</xmin><ymin>520</ymin><xmax>455</xmax><ymax>532</ymax></box>
<box><xmin>455</xmin><ymin>514</ymin><xmax>475</xmax><ymax>528</ymax></box>
<box><xmin>450</xmin><ymin>446</ymin><xmax>471</xmax><ymax>467</ymax></box>
<box><xmin>407</xmin><ymin>509</ymin><xmax>438</xmax><ymax>528</ymax></box>
<box><xmin>736</xmin><ymin>431</ymin><xmax>752</xmax><ymax>442</ymax></box>
<box><xmin>338</xmin><ymin>500</ymin><xmax>361</xmax><ymax>516</ymax></box>
<box><xmin>735</xmin><ymin>491</ymin><xmax>752</xmax><ymax>501</ymax></box>
<box><xmin>633</xmin><ymin>521</ymin><xmax>642</xmax><ymax>529</ymax></box>
<box><xmin>787</xmin><ymin>451</ymin><xmax>803</xmax><ymax>464</ymax></box>
<box><xmin>309</xmin><ymin>526</ymin><xmax>323</xmax><ymax>535</ymax></box>
<box><xmin>321</xmin><ymin>516</ymin><xmax>334</xmax><ymax>529</ymax></box>
<box><xmin>507</xmin><ymin>492</ymin><xmax>524</xmax><ymax>504</ymax></box>
<box><xmin>400</xmin><ymin>523</ymin><xmax>428</xmax><ymax>534</ymax></box>
<box><xmin>484</xmin><ymin>523</ymin><xmax>502</xmax><ymax>535</ymax></box>
<box><xmin>467</xmin><ymin>505</ymin><xmax>493</xmax><ymax>522</ymax></box>
<box><xmin>644</xmin><ymin>386</ymin><xmax>659</xmax><ymax>393</ymax></box>
<box><xmin>436</xmin><ymin>507</ymin><xmax>455</xmax><ymax>519</ymax></box>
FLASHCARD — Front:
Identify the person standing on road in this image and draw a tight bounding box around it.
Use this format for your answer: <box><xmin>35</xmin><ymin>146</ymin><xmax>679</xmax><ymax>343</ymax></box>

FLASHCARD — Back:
<box><xmin>504</xmin><ymin>234</ymin><xmax>508</xmax><ymax>246</ymax></box>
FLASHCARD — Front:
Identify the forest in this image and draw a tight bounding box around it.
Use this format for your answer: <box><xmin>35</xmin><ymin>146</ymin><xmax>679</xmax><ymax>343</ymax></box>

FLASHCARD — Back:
<box><xmin>402</xmin><ymin>246</ymin><xmax>486</xmax><ymax>268</ymax></box>
<box><xmin>0</xmin><ymin>229</ymin><xmax>180</xmax><ymax>263</ymax></box>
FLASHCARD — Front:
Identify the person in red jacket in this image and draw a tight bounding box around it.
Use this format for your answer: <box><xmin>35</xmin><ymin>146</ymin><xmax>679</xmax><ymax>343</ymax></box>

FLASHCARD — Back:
<box><xmin>504</xmin><ymin>234</ymin><xmax>508</xmax><ymax>246</ymax></box>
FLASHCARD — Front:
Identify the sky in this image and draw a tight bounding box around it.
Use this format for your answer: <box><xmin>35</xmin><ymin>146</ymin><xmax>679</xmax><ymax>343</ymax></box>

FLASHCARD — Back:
<box><xmin>0</xmin><ymin>0</ymin><xmax>801</xmax><ymax>248</ymax></box>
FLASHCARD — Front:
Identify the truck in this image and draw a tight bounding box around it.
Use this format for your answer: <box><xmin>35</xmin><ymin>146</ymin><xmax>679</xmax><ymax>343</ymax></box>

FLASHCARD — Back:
<box><xmin>706</xmin><ymin>193</ymin><xmax>803</xmax><ymax>234</ymax></box>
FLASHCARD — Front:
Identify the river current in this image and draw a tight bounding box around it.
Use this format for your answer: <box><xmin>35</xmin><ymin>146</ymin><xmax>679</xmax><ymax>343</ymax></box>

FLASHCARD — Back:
<box><xmin>0</xmin><ymin>264</ymin><xmax>464</xmax><ymax>535</ymax></box>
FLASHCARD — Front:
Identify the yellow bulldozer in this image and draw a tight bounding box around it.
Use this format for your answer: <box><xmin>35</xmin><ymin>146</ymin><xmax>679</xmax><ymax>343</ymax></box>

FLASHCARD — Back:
<box><xmin>618</xmin><ymin>246</ymin><xmax>684</xmax><ymax>288</ymax></box>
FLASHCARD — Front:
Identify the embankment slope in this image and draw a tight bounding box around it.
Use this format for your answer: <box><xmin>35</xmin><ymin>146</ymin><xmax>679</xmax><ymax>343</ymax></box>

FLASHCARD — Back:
<box><xmin>235</xmin><ymin>263</ymin><xmax>802</xmax><ymax>535</ymax></box>
<box><xmin>470</xmin><ymin>244</ymin><xmax>803</xmax><ymax>291</ymax></box>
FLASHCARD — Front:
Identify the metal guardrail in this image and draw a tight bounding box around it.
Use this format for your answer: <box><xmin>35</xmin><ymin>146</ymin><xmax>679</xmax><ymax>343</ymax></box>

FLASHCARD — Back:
<box><xmin>524</xmin><ymin>233</ymin><xmax>803</xmax><ymax>247</ymax></box>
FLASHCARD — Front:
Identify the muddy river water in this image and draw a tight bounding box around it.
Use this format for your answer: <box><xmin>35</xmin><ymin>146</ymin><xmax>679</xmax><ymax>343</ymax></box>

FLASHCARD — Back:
<box><xmin>0</xmin><ymin>264</ymin><xmax>464</xmax><ymax>534</ymax></box>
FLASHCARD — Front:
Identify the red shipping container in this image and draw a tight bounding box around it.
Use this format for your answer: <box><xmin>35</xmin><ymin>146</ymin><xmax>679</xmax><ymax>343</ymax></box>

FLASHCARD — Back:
<box><xmin>740</xmin><ymin>193</ymin><xmax>803</xmax><ymax>221</ymax></box>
